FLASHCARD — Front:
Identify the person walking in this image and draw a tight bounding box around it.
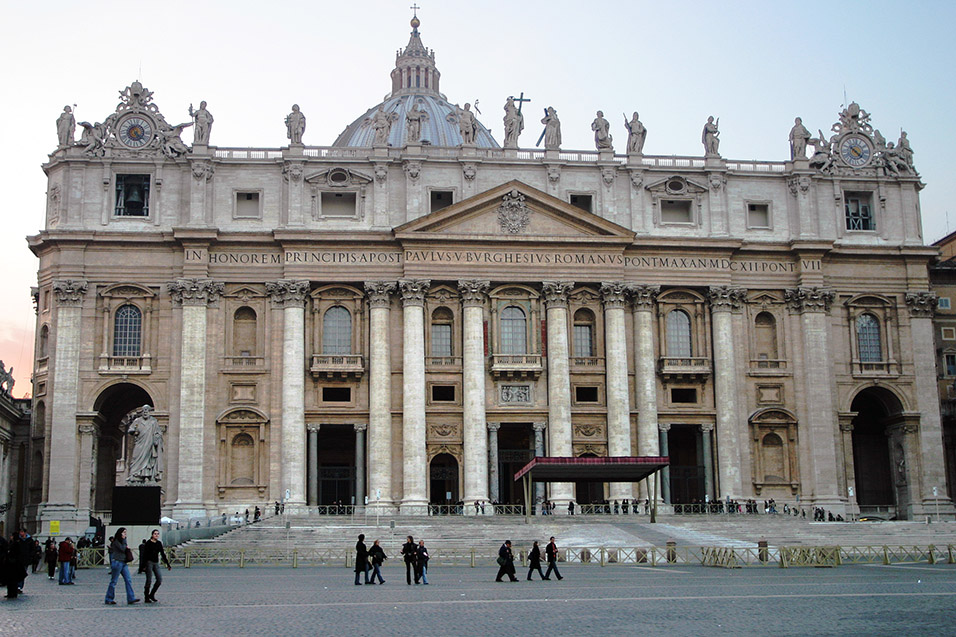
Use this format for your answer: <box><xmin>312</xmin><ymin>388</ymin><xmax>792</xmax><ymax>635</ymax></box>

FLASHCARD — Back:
<box><xmin>137</xmin><ymin>538</ymin><xmax>148</xmax><ymax>574</ymax></box>
<box><xmin>142</xmin><ymin>529</ymin><xmax>171</xmax><ymax>603</ymax></box>
<box><xmin>527</xmin><ymin>541</ymin><xmax>545</xmax><ymax>581</ymax></box>
<box><xmin>368</xmin><ymin>540</ymin><xmax>387</xmax><ymax>584</ymax></box>
<box><xmin>400</xmin><ymin>535</ymin><xmax>417</xmax><ymax>585</ymax></box>
<box><xmin>44</xmin><ymin>539</ymin><xmax>57</xmax><ymax>580</ymax></box>
<box><xmin>416</xmin><ymin>540</ymin><xmax>430</xmax><ymax>585</ymax></box>
<box><xmin>544</xmin><ymin>536</ymin><xmax>563</xmax><ymax>581</ymax></box>
<box><xmin>31</xmin><ymin>539</ymin><xmax>42</xmax><ymax>574</ymax></box>
<box><xmin>57</xmin><ymin>537</ymin><xmax>76</xmax><ymax>585</ymax></box>
<box><xmin>495</xmin><ymin>540</ymin><xmax>518</xmax><ymax>582</ymax></box>
<box><xmin>104</xmin><ymin>527</ymin><xmax>140</xmax><ymax>605</ymax></box>
<box><xmin>354</xmin><ymin>534</ymin><xmax>371</xmax><ymax>585</ymax></box>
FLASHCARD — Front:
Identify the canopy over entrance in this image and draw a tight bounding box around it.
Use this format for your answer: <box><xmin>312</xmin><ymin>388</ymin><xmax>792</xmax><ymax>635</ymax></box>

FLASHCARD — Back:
<box><xmin>514</xmin><ymin>456</ymin><xmax>669</xmax><ymax>522</ymax></box>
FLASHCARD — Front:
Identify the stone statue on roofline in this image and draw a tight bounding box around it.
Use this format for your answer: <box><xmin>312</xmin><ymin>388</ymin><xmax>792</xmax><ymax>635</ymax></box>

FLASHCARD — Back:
<box><xmin>702</xmin><ymin>116</ymin><xmax>720</xmax><ymax>156</ymax></box>
<box><xmin>789</xmin><ymin>117</ymin><xmax>811</xmax><ymax>160</ymax></box>
<box><xmin>56</xmin><ymin>106</ymin><xmax>75</xmax><ymax>148</ymax></box>
<box><xmin>368</xmin><ymin>104</ymin><xmax>398</xmax><ymax>146</ymax></box>
<box><xmin>808</xmin><ymin>129</ymin><xmax>833</xmax><ymax>172</ymax></box>
<box><xmin>156</xmin><ymin>121</ymin><xmax>193</xmax><ymax>158</ymax></box>
<box><xmin>286</xmin><ymin>104</ymin><xmax>306</xmax><ymax>144</ymax></box>
<box><xmin>502</xmin><ymin>97</ymin><xmax>524</xmax><ymax>149</ymax></box>
<box><xmin>624</xmin><ymin>111</ymin><xmax>646</xmax><ymax>154</ymax></box>
<box><xmin>189</xmin><ymin>100</ymin><xmax>214</xmax><ymax>145</ymax></box>
<box><xmin>591</xmin><ymin>110</ymin><xmax>613</xmax><ymax>150</ymax></box>
<box><xmin>406</xmin><ymin>101</ymin><xmax>428</xmax><ymax>143</ymax></box>
<box><xmin>539</xmin><ymin>106</ymin><xmax>561</xmax><ymax>150</ymax></box>
<box><xmin>453</xmin><ymin>103</ymin><xmax>477</xmax><ymax>145</ymax></box>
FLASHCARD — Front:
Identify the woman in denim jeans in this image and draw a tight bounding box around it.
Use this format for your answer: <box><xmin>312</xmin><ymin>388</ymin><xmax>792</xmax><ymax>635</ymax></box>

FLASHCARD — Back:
<box><xmin>104</xmin><ymin>528</ymin><xmax>140</xmax><ymax>605</ymax></box>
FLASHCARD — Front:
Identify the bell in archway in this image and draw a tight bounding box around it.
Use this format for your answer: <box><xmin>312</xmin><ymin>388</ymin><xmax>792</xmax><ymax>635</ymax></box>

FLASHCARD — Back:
<box><xmin>125</xmin><ymin>185</ymin><xmax>144</xmax><ymax>206</ymax></box>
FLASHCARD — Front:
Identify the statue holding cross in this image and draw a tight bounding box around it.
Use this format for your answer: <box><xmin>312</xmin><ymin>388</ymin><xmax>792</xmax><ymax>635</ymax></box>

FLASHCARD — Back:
<box><xmin>503</xmin><ymin>94</ymin><xmax>528</xmax><ymax>148</ymax></box>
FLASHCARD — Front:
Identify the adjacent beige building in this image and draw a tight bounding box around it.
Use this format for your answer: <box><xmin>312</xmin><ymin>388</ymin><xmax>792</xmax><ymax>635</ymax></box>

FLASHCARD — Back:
<box><xmin>27</xmin><ymin>18</ymin><xmax>953</xmax><ymax>534</ymax></box>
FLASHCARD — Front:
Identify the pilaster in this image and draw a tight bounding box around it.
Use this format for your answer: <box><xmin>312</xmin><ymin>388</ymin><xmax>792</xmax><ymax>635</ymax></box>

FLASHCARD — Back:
<box><xmin>459</xmin><ymin>280</ymin><xmax>490</xmax><ymax>508</ymax></box>
<box><xmin>542</xmin><ymin>281</ymin><xmax>574</xmax><ymax>505</ymax></box>
<box><xmin>365</xmin><ymin>281</ymin><xmax>396</xmax><ymax>507</ymax></box>
<box><xmin>400</xmin><ymin>279</ymin><xmax>430</xmax><ymax>513</ymax></box>
<box><xmin>708</xmin><ymin>285</ymin><xmax>746</xmax><ymax>499</ymax></box>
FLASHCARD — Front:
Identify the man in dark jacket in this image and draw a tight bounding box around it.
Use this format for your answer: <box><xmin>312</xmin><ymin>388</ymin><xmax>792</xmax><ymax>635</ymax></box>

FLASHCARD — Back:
<box><xmin>527</xmin><ymin>540</ymin><xmax>545</xmax><ymax>580</ymax></box>
<box><xmin>400</xmin><ymin>535</ymin><xmax>417</xmax><ymax>585</ymax></box>
<box><xmin>544</xmin><ymin>536</ymin><xmax>563</xmax><ymax>581</ymax></box>
<box><xmin>368</xmin><ymin>540</ymin><xmax>387</xmax><ymax>584</ymax></box>
<box><xmin>142</xmin><ymin>529</ymin><xmax>171</xmax><ymax>603</ymax></box>
<box><xmin>354</xmin><ymin>534</ymin><xmax>370</xmax><ymax>585</ymax></box>
<box><xmin>495</xmin><ymin>540</ymin><xmax>518</xmax><ymax>582</ymax></box>
<box><xmin>5</xmin><ymin>530</ymin><xmax>32</xmax><ymax>598</ymax></box>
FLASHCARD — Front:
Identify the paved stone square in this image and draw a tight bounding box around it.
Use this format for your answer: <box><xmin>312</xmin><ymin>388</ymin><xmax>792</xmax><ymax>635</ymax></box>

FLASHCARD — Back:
<box><xmin>2</xmin><ymin>562</ymin><xmax>954</xmax><ymax>636</ymax></box>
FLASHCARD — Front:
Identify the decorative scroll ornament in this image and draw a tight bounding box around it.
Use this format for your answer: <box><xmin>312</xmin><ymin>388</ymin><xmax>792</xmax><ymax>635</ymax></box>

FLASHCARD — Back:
<box><xmin>497</xmin><ymin>189</ymin><xmax>531</xmax><ymax>234</ymax></box>
<box><xmin>905</xmin><ymin>291</ymin><xmax>938</xmax><ymax>318</ymax></box>
<box><xmin>52</xmin><ymin>279</ymin><xmax>88</xmax><ymax>306</ymax></box>
<box><xmin>191</xmin><ymin>161</ymin><xmax>214</xmax><ymax>181</ymax></box>
<box><xmin>708</xmin><ymin>285</ymin><xmax>747</xmax><ymax>312</ymax></box>
<box><xmin>600</xmin><ymin>281</ymin><xmax>629</xmax><ymax>309</ymax></box>
<box><xmin>630</xmin><ymin>284</ymin><xmax>660</xmax><ymax>309</ymax></box>
<box><xmin>403</xmin><ymin>161</ymin><xmax>421</xmax><ymax>181</ymax></box>
<box><xmin>542</xmin><ymin>281</ymin><xmax>574</xmax><ymax>307</ymax></box>
<box><xmin>602</xmin><ymin>167</ymin><xmax>616</xmax><ymax>187</ymax></box>
<box><xmin>265</xmin><ymin>279</ymin><xmax>310</xmax><ymax>306</ymax></box>
<box><xmin>458</xmin><ymin>280</ymin><xmax>490</xmax><ymax>306</ymax></box>
<box><xmin>364</xmin><ymin>281</ymin><xmax>396</xmax><ymax>307</ymax></box>
<box><xmin>784</xmin><ymin>286</ymin><xmax>835</xmax><ymax>313</ymax></box>
<box><xmin>462</xmin><ymin>162</ymin><xmax>477</xmax><ymax>181</ymax></box>
<box><xmin>399</xmin><ymin>279</ymin><xmax>430</xmax><ymax>305</ymax></box>
<box><xmin>282</xmin><ymin>163</ymin><xmax>303</xmax><ymax>182</ymax></box>
<box><xmin>168</xmin><ymin>278</ymin><xmax>224</xmax><ymax>306</ymax></box>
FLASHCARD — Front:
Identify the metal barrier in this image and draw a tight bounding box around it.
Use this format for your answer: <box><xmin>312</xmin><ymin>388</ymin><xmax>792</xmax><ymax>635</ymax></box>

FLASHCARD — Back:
<box><xmin>78</xmin><ymin>544</ymin><xmax>956</xmax><ymax>569</ymax></box>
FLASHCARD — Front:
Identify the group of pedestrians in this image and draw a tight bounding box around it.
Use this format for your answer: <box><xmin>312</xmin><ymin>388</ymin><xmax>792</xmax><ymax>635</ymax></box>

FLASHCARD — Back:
<box><xmin>353</xmin><ymin>534</ymin><xmax>430</xmax><ymax>585</ymax></box>
<box><xmin>496</xmin><ymin>536</ymin><xmax>564</xmax><ymax>582</ymax></box>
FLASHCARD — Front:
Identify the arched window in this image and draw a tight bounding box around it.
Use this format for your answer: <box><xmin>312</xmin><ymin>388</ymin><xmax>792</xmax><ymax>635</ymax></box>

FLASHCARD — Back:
<box><xmin>33</xmin><ymin>400</ymin><xmax>45</xmax><ymax>438</ymax></box>
<box><xmin>431</xmin><ymin>307</ymin><xmax>453</xmax><ymax>357</ymax></box>
<box><xmin>754</xmin><ymin>312</ymin><xmax>778</xmax><ymax>359</ymax></box>
<box><xmin>573</xmin><ymin>308</ymin><xmax>595</xmax><ymax>357</ymax></box>
<box><xmin>233</xmin><ymin>307</ymin><xmax>257</xmax><ymax>357</ymax></box>
<box><xmin>761</xmin><ymin>432</ymin><xmax>785</xmax><ymax>481</ymax></box>
<box><xmin>112</xmin><ymin>304</ymin><xmax>142</xmax><ymax>357</ymax></box>
<box><xmin>39</xmin><ymin>325</ymin><xmax>49</xmax><ymax>359</ymax></box>
<box><xmin>322</xmin><ymin>306</ymin><xmax>352</xmax><ymax>355</ymax></box>
<box><xmin>856</xmin><ymin>313</ymin><xmax>882</xmax><ymax>362</ymax></box>
<box><xmin>665</xmin><ymin>309</ymin><xmax>692</xmax><ymax>357</ymax></box>
<box><xmin>229</xmin><ymin>433</ymin><xmax>255</xmax><ymax>485</ymax></box>
<box><xmin>500</xmin><ymin>306</ymin><xmax>527</xmax><ymax>355</ymax></box>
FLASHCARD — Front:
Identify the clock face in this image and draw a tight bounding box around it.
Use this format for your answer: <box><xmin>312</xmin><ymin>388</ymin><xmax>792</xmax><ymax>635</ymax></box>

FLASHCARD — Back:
<box><xmin>118</xmin><ymin>116</ymin><xmax>153</xmax><ymax>148</ymax></box>
<box><xmin>840</xmin><ymin>135</ymin><xmax>873</xmax><ymax>168</ymax></box>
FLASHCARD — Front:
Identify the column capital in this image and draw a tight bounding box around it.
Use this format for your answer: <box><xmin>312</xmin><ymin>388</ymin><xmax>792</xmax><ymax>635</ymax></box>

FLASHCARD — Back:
<box><xmin>457</xmin><ymin>279</ymin><xmax>489</xmax><ymax>307</ymax></box>
<box><xmin>532</xmin><ymin>422</ymin><xmax>548</xmax><ymax>432</ymax></box>
<box><xmin>77</xmin><ymin>423</ymin><xmax>99</xmax><ymax>436</ymax></box>
<box><xmin>364</xmin><ymin>280</ymin><xmax>396</xmax><ymax>308</ymax></box>
<box><xmin>353</xmin><ymin>423</ymin><xmax>368</xmax><ymax>432</ymax></box>
<box><xmin>542</xmin><ymin>281</ymin><xmax>574</xmax><ymax>308</ymax></box>
<box><xmin>658</xmin><ymin>423</ymin><xmax>671</xmax><ymax>432</ymax></box>
<box><xmin>266</xmin><ymin>279</ymin><xmax>310</xmax><ymax>307</ymax></box>
<box><xmin>169</xmin><ymin>278</ymin><xmax>225</xmax><ymax>307</ymax></box>
<box><xmin>700</xmin><ymin>423</ymin><xmax>715</xmax><ymax>432</ymax></box>
<box><xmin>306</xmin><ymin>423</ymin><xmax>320</xmax><ymax>433</ymax></box>
<box><xmin>707</xmin><ymin>285</ymin><xmax>747</xmax><ymax>313</ymax></box>
<box><xmin>629</xmin><ymin>284</ymin><xmax>660</xmax><ymax>310</ymax></box>
<box><xmin>905</xmin><ymin>291</ymin><xmax>938</xmax><ymax>318</ymax></box>
<box><xmin>52</xmin><ymin>279</ymin><xmax>88</xmax><ymax>307</ymax></box>
<box><xmin>399</xmin><ymin>279</ymin><xmax>430</xmax><ymax>306</ymax></box>
<box><xmin>839</xmin><ymin>423</ymin><xmax>854</xmax><ymax>432</ymax></box>
<box><xmin>784</xmin><ymin>286</ymin><xmax>834</xmax><ymax>313</ymax></box>
<box><xmin>600</xmin><ymin>281</ymin><xmax>629</xmax><ymax>309</ymax></box>
<box><xmin>486</xmin><ymin>422</ymin><xmax>501</xmax><ymax>432</ymax></box>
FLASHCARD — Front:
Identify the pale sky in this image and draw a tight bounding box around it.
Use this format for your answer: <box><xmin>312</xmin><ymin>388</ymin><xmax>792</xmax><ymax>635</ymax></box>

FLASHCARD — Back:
<box><xmin>1</xmin><ymin>0</ymin><xmax>954</xmax><ymax>398</ymax></box>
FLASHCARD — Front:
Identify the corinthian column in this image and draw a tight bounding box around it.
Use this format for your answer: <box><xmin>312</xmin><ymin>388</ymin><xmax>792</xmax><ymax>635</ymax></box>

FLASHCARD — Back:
<box><xmin>784</xmin><ymin>286</ymin><xmax>841</xmax><ymax>509</ymax></box>
<box><xmin>42</xmin><ymin>280</ymin><xmax>87</xmax><ymax>531</ymax></box>
<box><xmin>169</xmin><ymin>278</ymin><xmax>224</xmax><ymax>516</ymax></box>
<box><xmin>266</xmin><ymin>279</ymin><xmax>310</xmax><ymax>506</ymax></box>
<box><xmin>708</xmin><ymin>285</ymin><xmax>746</xmax><ymax>500</ymax></box>
<box><xmin>602</xmin><ymin>282</ymin><xmax>632</xmax><ymax>501</ymax></box>
<box><xmin>459</xmin><ymin>280</ymin><xmax>490</xmax><ymax>509</ymax></box>
<box><xmin>365</xmin><ymin>281</ymin><xmax>395</xmax><ymax>508</ymax></box>
<box><xmin>630</xmin><ymin>284</ymin><xmax>660</xmax><ymax>500</ymax></box>
<box><xmin>487</xmin><ymin>423</ymin><xmax>500</xmax><ymax>504</ymax></box>
<box><xmin>905</xmin><ymin>291</ymin><xmax>955</xmax><ymax>515</ymax></box>
<box><xmin>400</xmin><ymin>279</ymin><xmax>430</xmax><ymax>513</ymax></box>
<box><xmin>543</xmin><ymin>281</ymin><xmax>574</xmax><ymax>505</ymax></box>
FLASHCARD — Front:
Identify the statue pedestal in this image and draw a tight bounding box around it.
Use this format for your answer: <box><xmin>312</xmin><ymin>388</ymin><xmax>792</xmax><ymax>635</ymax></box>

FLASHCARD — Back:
<box><xmin>789</xmin><ymin>158</ymin><xmax>810</xmax><ymax>171</ymax></box>
<box><xmin>598</xmin><ymin>149</ymin><xmax>615</xmax><ymax>162</ymax></box>
<box><xmin>504</xmin><ymin>148</ymin><xmax>519</xmax><ymax>159</ymax></box>
<box><xmin>704</xmin><ymin>155</ymin><xmax>724</xmax><ymax>169</ymax></box>
<box><xmin>545</xmin><ymin>149</ymin><xmax>560</xmax><ymax>160</ymax></box>
<box><xmin>285</xmin><ymin>144</ymin><xmax>304</xmax><ymax>157</ymax></box>
<box><xmin>372</xmin><ymin>144</ymin><xmax>389</xmax><ymax>158</ymax></box>
<box><xmin>460</xmin><ymin>143</ymin><xmax>477</xmax><ymax>158</ymax></box>
<box><xmin>627</xmin><ymin>152</ymin><xmax>644</xmax><ymax>167</ymax></box>
<box><xmin>404</xmin><ymin>142</ymin><xmax>422</xmax><ymax>156</ymax></box>
<box><xmin>191</xmin><ymin>143</ymin><xmax>210</xmax><ymax>156</ymax></box>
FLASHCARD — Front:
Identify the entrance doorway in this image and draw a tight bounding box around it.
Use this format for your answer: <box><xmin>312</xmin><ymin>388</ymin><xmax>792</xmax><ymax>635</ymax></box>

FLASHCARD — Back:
<box><xmin>574</xmin><ymin>453</ymin><xmax>605</xmax><ymax>504</ymax></box>
<box><xmin>497</xmin><ymin>424</ymin><xmax>533</xmax><ymax>504</ymax></box>
<box><xmin>91</xmin><ymin>383</ymin><xmax>154</xmax><ymax>515</ymax></box>
<box><xmin>668</xmin><ymin>425</ymin><xmax>705</xmax><ymax>504</ymax></box>
<box><xmin>316</xmin><ymin>425</ymin><xmax>356</xmax><ymax>507</ymax></box>
<box><xmin>429</xmin><ymin>453</ymin><xmax>459</xmax><ymax>505</ymax></box>
<box><xmin>851</xmin><ymin>387</ymin><xmax>904</xmax><ymax>514</ymax></box>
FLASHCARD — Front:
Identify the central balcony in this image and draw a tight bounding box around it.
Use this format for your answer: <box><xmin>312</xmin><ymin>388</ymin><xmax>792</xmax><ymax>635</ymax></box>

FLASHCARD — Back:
<box><xmin>311</xmin><ymin>354</ymin><xmax>365</xmax><ymax>380</ymax></box>
<box><xmin>658</xmin><ymin>356</ymin><xmax>711</xmax><ymax>381</ymax></box>
<box><xmin>490</xmin><ymin>354</ymin><xmax>543</xmax><ymax>379</ymax></box>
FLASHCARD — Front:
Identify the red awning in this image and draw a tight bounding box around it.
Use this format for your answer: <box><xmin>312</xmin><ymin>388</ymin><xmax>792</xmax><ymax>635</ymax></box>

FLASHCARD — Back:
<box><xmin>513</xmin><ymin>456</ymin><xmax>669</xmax><ymax>482</ymax></box>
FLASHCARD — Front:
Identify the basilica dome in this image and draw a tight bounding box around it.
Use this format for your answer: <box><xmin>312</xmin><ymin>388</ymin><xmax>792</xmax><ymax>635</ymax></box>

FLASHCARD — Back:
<box><xmin>333</xmin><ymin>18</ymin><xmax>499</xmax><ymax>149</ymax></box>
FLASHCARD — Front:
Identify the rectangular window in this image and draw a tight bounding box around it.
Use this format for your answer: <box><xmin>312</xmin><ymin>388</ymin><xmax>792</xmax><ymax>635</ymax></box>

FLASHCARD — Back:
<box><xmin>430</xmin><ymin>190</ymin><xmax>454</xmax><ymax>213</ymax></box>
<box><xmin>939</xmin><ymin>297</ymin><xmax>951</xmax><ymax>310</ymax></box>
<box><xmin>235</xmin><ymin>192</ymin><xmax>260</xmax><ymax>218</ymax></box>
<box><xmin>320</xmin><ymin>192</ymin><xmax>357</xmax><ymax>217</ymax></box>
<box><xmin>431</xmin><ymin>385</ymin><xmax>456</xmax><ymax>402</ymax></box>
<box><xmin>321</xmin><ymin>387</ymin><xmax>351</xmax><ymax>402</ymax></box>
<box><xmin>115</xmin><ymin>174</ymin><xmax>150</xmax><ymax>217</ymax></box>
<box><xmin>661</xmin><ymin>199</ymin><xmax>693</xmax><ymax>223</ymax></box>
<box><xmin>844</xmin><ymin>192</ymin><xmax>874</xmax><ymax>231</ymax></box>
<box><xmin>569</xmin><ymin>194</ymin><xmax>592</xmax><ymax>213</ymax></box>
<box><xmin>574</xmin><ymin>386</ymin><xmax>599</xmax><ymax>403</ymax></box>
<box><xmin>946</xmin><ymin>354</ymin><xmax>956</xmax><ymax>377</ymax></box>
<box><xmin>942</xmin><ymin>327</ymin><xmax>956</xmax><ymax>341</ymax></box>
<box><xmin>747</xmin><ymin>203</ymin><xmax>770</xmax><ymax>228</ymax></box>
<box><xmin>572</xmin><ymin>324</ymin><xmax>593</xmax><ymax>357</ymax></box>
<box><xmin>671</xmin><ymin>388</ymin><xmax>697</xmax><ymax>403</ymax></box>
<box><xmin>431</xmin><ymin>323</ymin><xmax>452</xmax><ymax>357</ymax></box>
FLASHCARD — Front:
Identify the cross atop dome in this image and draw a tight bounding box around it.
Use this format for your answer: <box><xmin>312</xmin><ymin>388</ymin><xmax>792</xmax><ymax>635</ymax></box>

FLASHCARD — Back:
<box><xmin>391</xmin><ymin>8</ymin><xmax>440</xmax><ymax>97</ymax></box>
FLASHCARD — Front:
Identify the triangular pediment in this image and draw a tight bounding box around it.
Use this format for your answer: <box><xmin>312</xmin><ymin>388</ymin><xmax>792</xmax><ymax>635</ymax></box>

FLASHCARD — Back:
<box><xmin>395</xmin><ymin>180</ymin><xmax>634</xmax><ymax>244</ymax></box>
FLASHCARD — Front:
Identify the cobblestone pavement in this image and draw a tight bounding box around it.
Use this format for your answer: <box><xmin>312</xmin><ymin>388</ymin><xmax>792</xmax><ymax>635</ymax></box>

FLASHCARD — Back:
<box><xmin>2</xmin><ymin>563</ymin><xmax>955</xmax><ymax>636</ymax></box>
